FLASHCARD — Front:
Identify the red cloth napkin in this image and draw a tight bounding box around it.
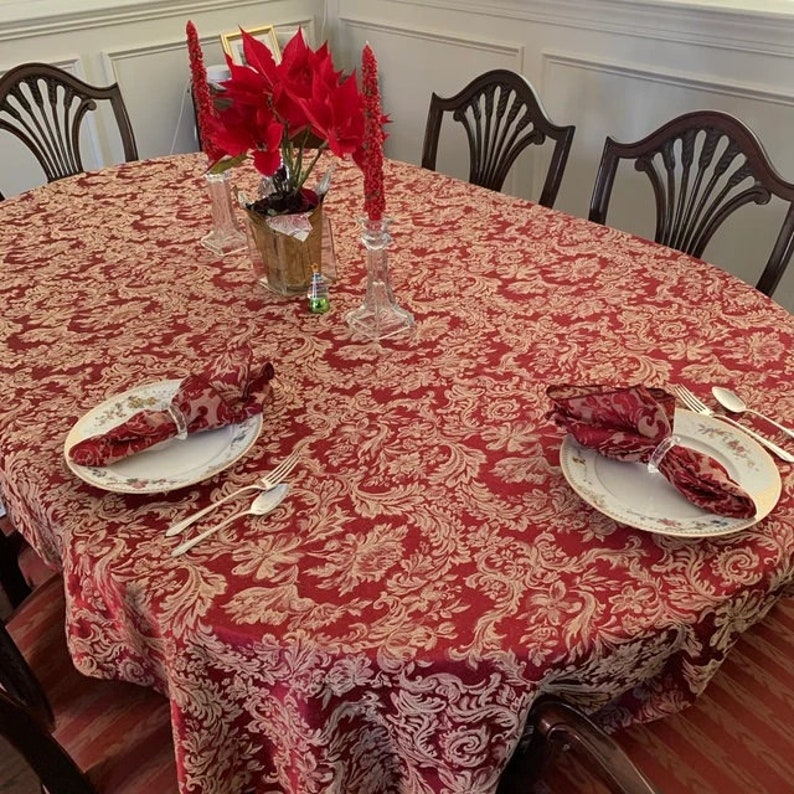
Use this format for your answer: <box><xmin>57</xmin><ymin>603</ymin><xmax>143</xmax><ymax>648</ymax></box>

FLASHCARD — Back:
<box><xmin>68</xmin><ymin>347</ymin><xmax>275</xmax><ymax>467</ymax></box>
<box><xmin>546</xmin><ymin>384</ymin><xmax>756</xmax><ymax>519</ymax></box>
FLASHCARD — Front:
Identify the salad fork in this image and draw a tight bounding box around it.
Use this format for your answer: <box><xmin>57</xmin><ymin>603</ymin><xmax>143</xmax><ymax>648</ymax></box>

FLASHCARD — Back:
<box><xmin>673</xmin><ymin>385</ymin><xmax>794</xmax><ymax>463</ymax></box>
<box><xmin>165</xmin><ymin>449</ymin><xmax>301</xmax><ymax>536</ymax></box>
<box><xmin>171</xmin><ymin>484</ymin><xmax>290</xmax><ymax>557</ymax></box>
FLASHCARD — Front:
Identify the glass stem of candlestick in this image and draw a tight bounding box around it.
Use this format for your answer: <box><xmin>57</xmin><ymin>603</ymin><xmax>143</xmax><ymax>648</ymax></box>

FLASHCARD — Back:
<box><xmin>346</xmin><ymin>217</ymin><xmax>414</xmax><ymax>342</ymax></box>
<box><xmin>201</xmin><ymin>170</ymin><xmax>247</xmax><ymax>256</ymax></box>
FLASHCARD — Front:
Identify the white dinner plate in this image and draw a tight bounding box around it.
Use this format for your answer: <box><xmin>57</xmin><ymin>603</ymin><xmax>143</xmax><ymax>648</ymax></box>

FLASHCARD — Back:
<box><xmin>64</xmin><ymin>379</ymin><xmax>262</xmax><ymax>494</ymax></box>
<box><xmin>559</xmin><ymin>408</ymin><xmax>781</xmax><ymax>537</ymax></box>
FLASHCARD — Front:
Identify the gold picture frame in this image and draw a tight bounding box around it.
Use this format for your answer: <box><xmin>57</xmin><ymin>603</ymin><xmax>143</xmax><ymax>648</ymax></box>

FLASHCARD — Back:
<box><xmin>220</xmin><ymin>26</ymin><xmax>282</xmax><ymax>65</ymax></box>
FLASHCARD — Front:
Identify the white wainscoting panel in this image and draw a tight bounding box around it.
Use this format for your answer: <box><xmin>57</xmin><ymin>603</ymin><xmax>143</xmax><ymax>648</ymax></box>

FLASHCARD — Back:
<box><xmin>0</xmin><ymin>0</ymin><xmax>323</xmax><ymax>197</ymax></box>
<box><xmin>331</xmin><ymin>0</ymin><xmax>794</xmax><ymax>308</ymax></box>
<box><xmin>337</xmin><ymin>17</ymin><xmax>527</xmax><ymax>193</ymax></box>
<box><xmin>107</xmin><ymin>38</ymin><xmax>223</xmax><ymax>159</ymax></box>
<box><xmin>542</xmin><ymin>51</ymin><xmax>794</xmax><ymax>297</ymax></box>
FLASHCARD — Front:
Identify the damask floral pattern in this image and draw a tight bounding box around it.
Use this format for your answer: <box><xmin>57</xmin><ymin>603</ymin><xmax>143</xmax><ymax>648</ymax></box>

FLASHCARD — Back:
<box><xmin>0</xmin><ymin>154</ymin><xmax>793</xmax><ymax>794</ymax></box>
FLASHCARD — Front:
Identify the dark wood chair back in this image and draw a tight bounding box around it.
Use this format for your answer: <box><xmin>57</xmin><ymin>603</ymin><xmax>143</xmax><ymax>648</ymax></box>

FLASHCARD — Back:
<box><xmin>0</xmin><ymin>513</ymin><xmax>57</xmax><ymax>609</ymax></box>
<box><xmin>0</xmin><ymin>689</ymin><xmax>96</xmax><ymax>794</ymax></box>
<box><xmin>588</xmin><ymin>109</ymin><xmax>794</xmax><ymax>296</ymax></box>
<box><xmin>498</xmin><ymin>695</ymin><xmax>660</xmax><ymax>794</ymax></box>
<box><xmin>0</xmin><ymin>526</ymin><xmax>57</xmax><ymax>726</ymax></box>
<box><xmin>421</xmin><ymin>69</ymin><xmax>575</xmax><ymax>207</ymax></box>
<box><xmin>0</xmin><ymin>618</ymin><xmax>54</xmax><ymax>727</ymax></box>
<box><xmin>0</xmin><ymin>62</ymin><xmax>139</xmax><ymax>185</ymax></box>
<box><xmin>0</xmin><ymin>572</ymin><xmax>178</xmax><ymax>793</ymax></box>
<box><xmin>0</xmin><ymin>528</ymin><xmax>33</xmax><ymax>609</ymax></box>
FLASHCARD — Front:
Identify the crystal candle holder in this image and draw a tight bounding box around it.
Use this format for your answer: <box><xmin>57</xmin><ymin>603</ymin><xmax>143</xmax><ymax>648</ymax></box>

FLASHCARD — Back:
<box><xmin>201</xmin><ymin>170</ymin><xmax>247</xmax><ymax>256</ymax></box>
<box><xmin>346</xmin><ymin>217</ymin><xmax>414</xmax><ymax>342</ymax></box>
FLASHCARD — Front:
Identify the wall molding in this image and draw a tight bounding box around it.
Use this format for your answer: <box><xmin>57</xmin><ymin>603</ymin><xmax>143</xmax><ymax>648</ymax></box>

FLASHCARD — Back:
<box><xmin>338</xmin><ymin>16</ymin><xmax>524</xmax><ymax>63</ymax></box>
<box><xmin>363</xmin><ymin>0</ymin><xmax>794</xmax><ymax>57</ymax></box>
<box><xmin>273</xmin><ymin>18</ymin><xmax>317</xmax><ymax>46</ymax></box>
<box><xmin>102</xmin><ymin>37</ymin><xmax>190</xmax><ymax>82</ymax></box>
<box><xmin>0</xmin><ymin>0</ymin><xmax>280</xmax><ymax>41</ymax></box>
<box><xmin>542</xmin><ymin>50</ymin><xmax>794</xmax><ymax>109</ymax></box>
<box><xmin>99</xmin><ymin>18</ymin><xmax>318</xmax><ymax>72</ymax></box>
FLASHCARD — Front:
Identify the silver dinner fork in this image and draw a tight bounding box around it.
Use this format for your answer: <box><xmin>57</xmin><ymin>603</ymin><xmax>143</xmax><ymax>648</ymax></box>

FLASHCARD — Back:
<box><xmin>165</xmin><ymin>449</ymin><xmax>301</xmax><ymax>536</ymax></box>
<box><xmin>673</xmin><ymin>385</ymin><xmax>794</xmax><ymax>463</ymax></box>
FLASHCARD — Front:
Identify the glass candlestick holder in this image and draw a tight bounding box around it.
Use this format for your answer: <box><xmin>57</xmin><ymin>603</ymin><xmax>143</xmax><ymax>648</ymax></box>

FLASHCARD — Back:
<box><xmin>346</xmin><ymin>217</ymin><xmax>414</xmax><ymax>342</ymax></box>
<box><xmin>200</xmin><ymin>170</ymin><xmax>247</xmax><ymax>256</ymax></box>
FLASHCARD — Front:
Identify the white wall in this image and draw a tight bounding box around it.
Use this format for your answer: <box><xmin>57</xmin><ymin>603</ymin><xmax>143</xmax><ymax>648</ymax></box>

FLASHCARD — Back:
<box><xmin>2</xmin><ymin>0</ymin><xmax>793</xmax><ymax>309</ymax></box>
<box><xmin>327</xmin><ymin>0</ymin><xmax>794</xmax><ymax>310</ymax></box>
<box><xmin>0</xmin><ymin>0</ymin><xmax>324</xmax><ymax>195</ymax></box>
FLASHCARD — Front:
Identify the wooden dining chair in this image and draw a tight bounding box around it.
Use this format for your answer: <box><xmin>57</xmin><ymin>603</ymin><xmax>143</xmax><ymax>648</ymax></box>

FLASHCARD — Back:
<box><xmin>0</xmin><ymin>571</ymin><xmax>178</xmax><ymax>793</ymax></box>
<box><xmin>497</xmin><ymin>694</ymin><xmax>660</xmax><ymax>794</ymax></box>
<box><xmin>520</xmin><ymin>597</ymin><xmax>794</xmax><ymax>794</ymax></box>
<box><xmin>0</xmin><ymin>62</ymin><xmax>139</xmax><ymax>185</ymax></box>
<box><xmin>588</xmin><ymin>109</ymin><xmax>794</xmax><ymax>296</ymax></box>
<box><xmin>0</xmin><ymin>690</ymin><xmax>96</xmax><ymax>794</ymax></box>
<box><xmin>0</xmin><ymin>512</ymin><xmax>56</xmax><ymax>609</ymax></box>
<box><xmin>0</xmin><ymin>530</ymin><xmax>36</xmax><ymax>610</ymax></box>
<box><xmin>421</xmin><ymin>69</ymin><xmax>575</xmax><ymax>207</ymax></box>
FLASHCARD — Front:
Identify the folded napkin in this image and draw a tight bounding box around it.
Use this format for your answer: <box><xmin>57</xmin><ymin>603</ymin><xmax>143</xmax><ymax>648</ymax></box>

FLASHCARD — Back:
<box><xmin>69</xmin><ymin>346</ymin><xmax>275</xmax><ymax>467</ymax></box>
<box><xmin>546</xmin><ymin>384</ymin><xmax>756</xmax><ymax>519</ymax></box>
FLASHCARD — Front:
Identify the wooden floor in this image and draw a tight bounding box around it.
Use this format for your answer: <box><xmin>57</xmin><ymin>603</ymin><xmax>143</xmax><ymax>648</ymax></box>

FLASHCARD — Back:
<box><xmin>0</xmin><ymin>589</ymin><xmax>38</xmax><ymax>793</ymax></box>
<box><xmin>0</xmin><ymin>739</ymin><xmax>35</xmax><ymax>794</ymax></box>
<box><xmin>614</xmin><ymin>597</ymin><xmax>794</xmax><ymax>794</ymax></box>
<box><xmin>542</xmin><ymin>597</ymin><xmax>794</xmax><ymax>794</ymax></box>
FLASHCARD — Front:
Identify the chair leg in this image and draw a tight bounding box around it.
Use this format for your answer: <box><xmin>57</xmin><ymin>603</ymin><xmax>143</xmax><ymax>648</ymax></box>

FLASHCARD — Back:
<box><xmin>498</xmin><ymin>696</ymin><xmax>659</xmax><ymax>794</ymax></box>
<box><xmin>497</xmin><ymin>727</ymin><xmax>558</xmax><ymax>793</ymax></box>
<box><xmin>0</xmin><ymin>532</ymin><xmax>32</xmax><ymax>608</ymax></box>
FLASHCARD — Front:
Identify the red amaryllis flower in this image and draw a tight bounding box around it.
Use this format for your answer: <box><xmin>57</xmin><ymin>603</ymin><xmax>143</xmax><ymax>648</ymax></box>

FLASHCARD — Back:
<box><xmin>279</xmin><ymin>36</ymin><xmax>341</xmax><ymax>102</ymax></box>
<box><xmin>240</xmin><ymin>33</ymin><xmax>280</xmax><ymax>90</ymax></box>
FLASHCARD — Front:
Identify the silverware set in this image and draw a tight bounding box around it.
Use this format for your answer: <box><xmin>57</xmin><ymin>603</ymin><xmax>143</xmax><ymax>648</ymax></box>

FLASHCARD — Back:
<box><xmin>674</xmin><ymin>385</ymin><xmax>794</xmax><ymax>463</ymax></box>
<box><xmin>169</xmin><ymin>450</ymin><xmax>301</xmax><ymax>556</ymax></box>
<box><xmin>711</xmin><ymin>387</ymin><xmax>794</xmax><ymax>441</ymax></box>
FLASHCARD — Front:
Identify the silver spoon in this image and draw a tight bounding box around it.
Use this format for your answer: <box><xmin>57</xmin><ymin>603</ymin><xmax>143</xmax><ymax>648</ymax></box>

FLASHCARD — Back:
<box><xmin>711</xmin><ymin>387</ymin><xmax>794</xmax><ymax>441</ymax></box>
<box><xmin>171</xmin><ymin>483</ymin><xmax>290</xmax><ymax>557</ymax></box>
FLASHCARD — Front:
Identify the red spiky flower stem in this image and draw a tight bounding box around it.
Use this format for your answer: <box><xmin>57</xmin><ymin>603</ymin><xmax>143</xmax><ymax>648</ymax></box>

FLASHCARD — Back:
<box><xmin>361</xmin><ymin>44</ymin><xmax>386</xmax><ymax>222</ymax></box>
<box><xmin>186</xmin><ymin>20</ymin><xmax>224</xmax><ymax>166</ymax></box>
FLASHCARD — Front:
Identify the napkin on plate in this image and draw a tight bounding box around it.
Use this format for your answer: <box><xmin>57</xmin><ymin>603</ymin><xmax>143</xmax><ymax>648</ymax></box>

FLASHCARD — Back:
<box><xmin>68</xmin><ymin>346</ymin><xmax>275</xmax><ymax>467</ymax></box>
<box><xmin>546</xmin><ymin>384</ymin><xmax>756</xmax><ymax>519</ymax></box>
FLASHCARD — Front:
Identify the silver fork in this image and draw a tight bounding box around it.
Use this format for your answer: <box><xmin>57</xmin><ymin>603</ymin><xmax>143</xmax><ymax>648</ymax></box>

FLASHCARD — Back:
<box><xmin>673</xmin><ymin>385</ymin><xmax>794</xmax><ymax>463</ymax></box>
<box><xmin>165</xmin><ymin>450</ymin><xmax>301</xmax><ymax>536</ymax></box>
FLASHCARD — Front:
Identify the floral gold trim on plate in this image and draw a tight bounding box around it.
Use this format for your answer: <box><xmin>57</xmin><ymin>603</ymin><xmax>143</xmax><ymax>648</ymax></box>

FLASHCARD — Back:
<box><xmin>560</xmin><ymin>408</ymin><xmax>781</xmax><ymax>537</ymax></box>
<box><xmin>64</xmin><ymin>380</ymin><xmax>262</xmax><ymax>494</ymax></box>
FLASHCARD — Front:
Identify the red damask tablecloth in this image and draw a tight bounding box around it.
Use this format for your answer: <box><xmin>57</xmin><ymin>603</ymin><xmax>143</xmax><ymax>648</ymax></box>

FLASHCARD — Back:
<box><xmin>1</xmin><ymin>154</ymin><xmax>793</xmax><ymax>794</ymax></box>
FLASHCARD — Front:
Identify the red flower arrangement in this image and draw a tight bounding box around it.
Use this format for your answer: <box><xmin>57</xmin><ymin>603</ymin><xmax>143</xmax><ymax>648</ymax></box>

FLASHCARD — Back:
<box><xmin>206</xmin><ymin>28</ymin><xmax>369</xmax><ymax>215</ymax></box>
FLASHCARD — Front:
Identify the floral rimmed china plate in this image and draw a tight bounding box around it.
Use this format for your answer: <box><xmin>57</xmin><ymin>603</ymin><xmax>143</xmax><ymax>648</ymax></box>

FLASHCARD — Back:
<box><xmin>64</xmin><ymin>379</ymin><xmax>262</xmax><ymax>494</ymax></box>
<box><xmin>559</xmin><ymin>409</ymin><xmax>781</xmax><ymax>537</ymax></box>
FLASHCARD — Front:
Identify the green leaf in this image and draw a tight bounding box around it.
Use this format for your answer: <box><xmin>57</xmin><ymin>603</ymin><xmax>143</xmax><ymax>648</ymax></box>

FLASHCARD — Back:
<box><xmin>207</xmin><ymin>154</ymin><xmax>248</xmax><ymax>175</ymax></box>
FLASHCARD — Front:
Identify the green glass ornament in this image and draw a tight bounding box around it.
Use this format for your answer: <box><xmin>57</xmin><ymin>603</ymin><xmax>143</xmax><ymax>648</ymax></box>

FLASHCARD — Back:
<box><xmin>307</xmin><ymin>264</ymin><xmax>330</xmax><ymax>314</ymax></box>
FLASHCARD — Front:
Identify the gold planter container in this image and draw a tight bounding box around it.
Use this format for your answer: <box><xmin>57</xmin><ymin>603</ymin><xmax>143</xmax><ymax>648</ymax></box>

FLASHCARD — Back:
<box><xmin>245</xmin><ymin>203</ymin><xmax>324</xmax><ymax>296</ymax></box>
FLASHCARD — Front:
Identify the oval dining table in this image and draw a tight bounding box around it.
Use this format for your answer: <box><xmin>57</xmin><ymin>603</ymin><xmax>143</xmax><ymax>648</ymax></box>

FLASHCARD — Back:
<box><xmin>0</xmin><ymin>152</ymin><xmax>793</xmax><ymax>794</ymax></box>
